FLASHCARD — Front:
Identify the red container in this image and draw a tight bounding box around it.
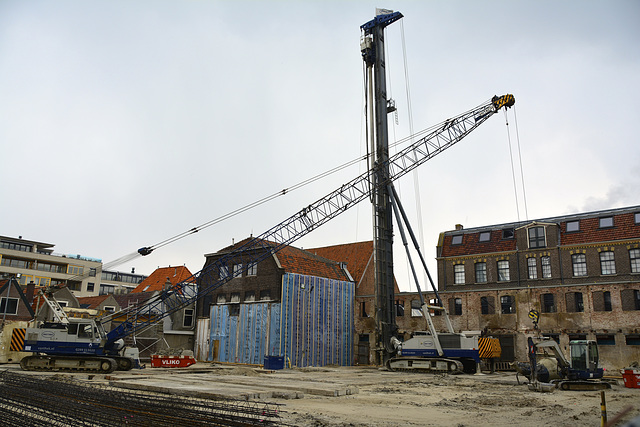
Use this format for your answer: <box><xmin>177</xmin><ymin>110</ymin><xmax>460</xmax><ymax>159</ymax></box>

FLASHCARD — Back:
<box><xmin>150</xmin><ymin>355</ymin><xmax>196</xmax><ymax>368</ymax></box>
<box><xmin>621</xmin><ymin>369</ymin><xmax>640</xmax><ymax>389</ymax></box>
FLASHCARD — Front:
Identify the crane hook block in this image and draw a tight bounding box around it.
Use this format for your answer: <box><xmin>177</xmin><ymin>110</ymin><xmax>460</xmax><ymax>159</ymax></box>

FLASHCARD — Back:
<box><xmin>492</xmin><ymin>94</ymin><xmax>515</xmax><ymax>111</ymax></box>
<box><xmin>138</xmin><ymin>247</ymin><xmax>153</xmax><ymax>256</ymax></box>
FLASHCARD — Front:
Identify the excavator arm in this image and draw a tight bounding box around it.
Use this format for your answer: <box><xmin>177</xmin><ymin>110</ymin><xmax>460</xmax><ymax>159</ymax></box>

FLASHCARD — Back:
<box><xmin>103</xmin><ymin>94</ymin><xmax>515</xmax><ymax>347</ymax></box>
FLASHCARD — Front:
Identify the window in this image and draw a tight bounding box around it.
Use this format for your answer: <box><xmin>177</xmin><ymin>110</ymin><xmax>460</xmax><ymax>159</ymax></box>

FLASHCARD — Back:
<box><xmin>636</xmin><ymin>212</ymin><xmax>640</xmax><ymax>224</ymax></box>
<box><xmin>500</xmin><ymin>295</ymin><xmax>514</xmax><ymax>314</ymax></box>
<box><xmin>230</xmin><ymin>292</ymin><xmax>240</xmax><ymax>303</ymax></box>
<box><xmin>428</xmin><ymin>298</ymin><xmax>442</xmax><ymax>316</ymax></box>
<box><xmin>630</xmin><ymin>249</ymin><xmax>640</xmax><ymax>273</ymax></box>
<box><xmin>229</xmin><ymin>305</ymin><xmax>240</xmax><ymax>316</ymax></box>
<box><xmin>259</xmin><ymin>290</ymin><xmax>271</xmax><ymax>301</ymax></box>
<box><xmin>89</xmin><ymin>268</ymin><xmax>97</xmax><ymax>277</ymax></box>
<box><xmin>411</xmin><ymin>300</ymin><xmax>422</xmax><ymax>317</ymax></box>
<box><xmin>0</xmin><ymin>297</ymin><xmax>18</xmax><ymax>315</ymax></box>
<box><xmin>479</xmin><ymin>232</ymin><xmax>491</xmax><ymax>242</ymax></box>
<box><xmin>451</xmin><ymin>235</ymin><xmax>463</xmax><ymax>245</ymax></box>
<box><xmin>599</xmin><ymin>216</ymin><xmax>614</xmax><ymax>228</ymax></box>
<box><xmin>247</xmin><ymin>263</ymin><xmax>258</xmax><ymax>276</ymax></box>
<box><xmin>454</xmin><ymin>264</ymin><xmax>465</xmax><ymax>284</ymax></box>
<box><xmin>475</xmin><ymin>262</ymin><xmax>487</xmax><ymax>283</ymax></box>
<box><xmin>543</xmin><ymin>334</ymin><xmax>560</xmax><ymax>344</ymax></box>
<box><xmin>528</xmin><ymin>226</ymin><xmax>546</xmax><ymax>249</ymax></box>
<box><xmin>603</xmin><ymin>291</ymin><xmax>612</xmax><ymax>311</ymax></box>
<box><xmin>541</xmin><ymin>256</ymin><xmax>551</xmax><ymax>278</ymax></box>
<box><xmin>497</xmin><ymin>260</ymin><xmax>510</xmax><ymax>281</ymax></box>
<box><xmin>502</xmin><ymin>228</ymin><xmax>514</xmax><ymax>239</ymax></box>
<box><xmin>626</xmin><ymin>334</ymin><xmax>640</xmax><ymax>346</ymax></box>
<box><xmin>566</xmin><ymin>220</ymin><xmax>580</xmax><ymax>232</ymax></box>
<box><xmin>572</xmin><ymin>253</ymin><xmax>587</xmax><ymax>276</ymax></box>
<box><xmin>67</xmin><ymin>265</ymin><xmax>84</xmax><ymax>275</ymax></box>
<box><xmin>183</xmin><ymin>309</ymin><xmax>194</xmax><ymax>327</ymax></box>
<box><xmin>216</xmin><ymin>294</ymin><xmax>226</xmax><ymax>304</ymax></box>
<box><xmin>244</xmin><ymin>291</ymin><xmax>256</xmax><ymax>302</ymax></box>
<box><xmin>360</xmin><ymin>301</ymin><xmax>368</xmax><ymax>317</ymax></box>
<box><xmin>103</xmin><ymin>306</ymin><xmax>115</xmax><ymax>313</ymax></box>
<box><xmin>87</xmin><ymin>282</ymin><xmax>95</xmax><ymax>292</ymax></box>
<box><xmin>450</xmin><ymin>298</ymin><xmax>462</xmax><ymax>315</ymax></box>
<box><xmin>566</xmin><ymin>292</ymin><xmax>584</xmax><ymax>313</ymax></box>
<box><xmin>569</xmin><ymin>334</ymin><xmax>587</xmax><ymax>341</ymax></box>
<box><xmin>541</xmin><ymin>293</ymin><xmax>556</xmax><ymax>313</ymax></box>
<box><xmin>395</xmin><ymin>300</ymin><xmax>404</xmax><ymax>317</ymax></box>
<box><xmin>596</xmin><ymin>334</ymin><xmax>615</xmax><ymax>346</ymax></box>
<box><xmin>233</xmin><ymin>264</ymin><xmax>243</xmax><ymax>277</ymax></box>
<box><xmin>78</xmin><ymin>324</ymin><xmax>93</xmax><ymax>339</ymax></box>
<box><xmin>620</xmin><ymin>289</ymin><xmax>640</xmax><ymax>311</ymax></box>
<box><xmin>527</xmin><ymin>257</ymin><xmax>538</xmax><ymax>279</ymax></box>
<box><xmin>480</xmin><ymin>296</ymin><xmax>495</xmax><ymax>315</ymax></box>
<box><xmin>99</xmin><ymin>284</ymin><xmax>115</xmax><ymax>295</ymax></box>
<box><xmin>219</xmin><ymin>265</ymin><xmax>229</xmax><ymax>279</ymax></box>
<box><xmin>592</xmin><ymin>290</ymin><xmax>613</xmax><ymax>312</ymax></box>
<box><xmin>599</xmin><ymin>251</ymin><xmax>616</xmax><ymax>275</ymax></box>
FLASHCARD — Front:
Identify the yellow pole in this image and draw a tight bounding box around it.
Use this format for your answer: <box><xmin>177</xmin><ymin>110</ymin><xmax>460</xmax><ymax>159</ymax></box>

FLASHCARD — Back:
<box><xmin>600</xmin><ymin>390</ymin><xmax>607</xmax><ymax>427</ymax></box>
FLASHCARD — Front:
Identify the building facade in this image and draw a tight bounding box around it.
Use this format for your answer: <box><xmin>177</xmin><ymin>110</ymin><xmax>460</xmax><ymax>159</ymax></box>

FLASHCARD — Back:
<box><xmin>435</xmin><ymin>205</ymin><xmax>640</xmax><ymax>370</ymax></box>
<box><xmin>195</xmin><ymin>238</ymin><xmax>355</xmax><ymax>367</ymax></box>
<box><xmin>0</xmin><ymin>235</ymin><xmax>147</xmax><ymax>297</ymax></box>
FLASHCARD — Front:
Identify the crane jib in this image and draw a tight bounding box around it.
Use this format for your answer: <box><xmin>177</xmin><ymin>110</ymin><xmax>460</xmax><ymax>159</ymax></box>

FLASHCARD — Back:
<box><xmin>110</xmin><ymin>94</ymin><xmax>515</xmax><ymax>343</ymax></box>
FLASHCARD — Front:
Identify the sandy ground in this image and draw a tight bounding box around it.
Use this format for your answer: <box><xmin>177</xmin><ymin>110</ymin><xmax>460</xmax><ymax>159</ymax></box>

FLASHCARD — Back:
<box><xmin>272</xmin><ymin>367</ymin><xmax>640</xmax><ymax>427</ymax></box>
<box><xmin>4</xmin><ymin>363</ymin><xmax>639</xmax><ymax>426</ymax></box>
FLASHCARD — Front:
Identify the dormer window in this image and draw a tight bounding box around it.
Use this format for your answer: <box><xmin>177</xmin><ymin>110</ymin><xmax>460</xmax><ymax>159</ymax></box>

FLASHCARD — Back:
<box><xmin>566</xmin><ymin>220</ymin><xmax>580</xmax><ymax>232</ymax></box>
<box><xmin>502</xmin><ymin>228</ymin><xmax>514</xmax><ymax>239</ymax></box>
<box><xmin>451</xmin><ymin>235</ymin><xmax>463</xmax><ymax>245</ymax></box>
<box><xmin>528</xmin><ymin>226</ymin><xmax>546</xmax><ymax>249</ymax></box>
<box><xmin>479</xmin><ymin>232</ymin><xmax>491</xmax><ymax>242</ymax></box>
<box><xmin>599</xmin><ymin>216</ymin><xmax>614</xmax><ymax>228</ymax></box>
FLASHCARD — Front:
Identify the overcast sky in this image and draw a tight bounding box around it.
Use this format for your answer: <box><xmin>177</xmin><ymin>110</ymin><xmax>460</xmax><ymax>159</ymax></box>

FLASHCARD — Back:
<box><xmin>1</xmin><ymin>1</ymin><xmax>639</xmax><ymax>292</ymax></box>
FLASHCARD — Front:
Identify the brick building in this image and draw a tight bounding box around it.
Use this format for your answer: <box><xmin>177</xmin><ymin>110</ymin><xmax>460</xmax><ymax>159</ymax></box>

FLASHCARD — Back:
<box><xmin>195</xmin><ymin>238</ymin><xmax>355</xmax><ymax>367</ymax></box>
<box><xmin>435</xmin><ymin>205</ymin><xmax>640</xmax><ymax>370</ymax></box>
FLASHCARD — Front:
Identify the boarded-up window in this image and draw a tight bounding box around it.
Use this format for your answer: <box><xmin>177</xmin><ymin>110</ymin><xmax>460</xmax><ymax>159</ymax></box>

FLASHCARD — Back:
<box><xmin>565</xmin><ymin>292</ymin><xmax>584</xmax><ymax>313</ymax></box>
<box><xmin>541</xmin><ymin>293</ymin><xmax>555</xmax><ymax>313</ymax></box>
<box><xmin>449</xmin><ymin>298</ymin><xmax>462</xmax><ymax>315</ymax></box>
<box><xmin>620</xmin><ymin>289</ymin><xmax>640</xmax><ymax>311</ymax></box>
<box><xmin>593</xmin><ymin>291</ymin><xmax>613</xmax><ymax>312</ymax></box>
<box><xmin>481</xmin><ymin>296</ymin><xmax>495</xmax><ymax>315</ymax></box>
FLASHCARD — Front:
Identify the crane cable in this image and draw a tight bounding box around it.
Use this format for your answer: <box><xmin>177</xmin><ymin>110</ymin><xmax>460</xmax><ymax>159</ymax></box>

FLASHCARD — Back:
<box><xmin>503</xmin><ymin>106</ymin><xmax>529</xmax><ymax>222</ymax></box>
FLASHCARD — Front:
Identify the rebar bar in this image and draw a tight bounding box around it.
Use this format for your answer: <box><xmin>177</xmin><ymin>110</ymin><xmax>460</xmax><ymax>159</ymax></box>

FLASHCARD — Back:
<box><xmin>0</xmin><ymin>370</ymin><xmax>282</xmax><ymax>426</ymax></box>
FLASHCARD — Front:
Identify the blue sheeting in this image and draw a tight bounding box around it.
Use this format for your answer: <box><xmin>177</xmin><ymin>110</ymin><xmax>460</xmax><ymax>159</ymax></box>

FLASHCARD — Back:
<box><xmin>208</xmin><ymin>273</ymin><xmax>354</xmax><ymax>367</ymax></box>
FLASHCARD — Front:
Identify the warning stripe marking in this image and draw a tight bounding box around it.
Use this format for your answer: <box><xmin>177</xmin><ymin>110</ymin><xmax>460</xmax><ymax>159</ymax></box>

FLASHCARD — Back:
<box><xmin>10</xmin><ymin>328</ymin><xmax>26</xmax><ymax>352</ymax></box>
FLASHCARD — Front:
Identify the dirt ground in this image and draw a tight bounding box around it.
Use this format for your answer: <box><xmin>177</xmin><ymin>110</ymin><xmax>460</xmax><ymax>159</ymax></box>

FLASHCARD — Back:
<box><xmin>272</xmin><ymin>367</ymin><xmax>640</xmax><ymax>427</ymax></box>
<box><xmin>5</xmin><ymin>363</ymin><xmax>640</xmax><ymax>426</ymax></box>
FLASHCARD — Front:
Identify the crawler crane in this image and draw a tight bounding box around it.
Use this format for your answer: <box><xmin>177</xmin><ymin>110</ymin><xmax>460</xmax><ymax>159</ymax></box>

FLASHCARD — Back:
<box><xmin>18</xmin><ymin>10</ymin><xmax>514</xmax><ymax>373</ymax></box>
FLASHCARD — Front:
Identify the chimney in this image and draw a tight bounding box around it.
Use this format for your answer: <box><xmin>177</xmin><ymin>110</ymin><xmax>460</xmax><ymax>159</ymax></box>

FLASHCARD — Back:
<box><xmin>164</xmin><ymin>278</ymin><xmax>172</xmax><ymax>291</ymax></box>
<box><xmin>455</xmin><ymin>224</ymin><xmax>464</xmax><ymax>231</ymax></box>
<box><xmin>26</xmin><ymin>281</ymin><xmax>36</xmax><ymax>303</ymax></box>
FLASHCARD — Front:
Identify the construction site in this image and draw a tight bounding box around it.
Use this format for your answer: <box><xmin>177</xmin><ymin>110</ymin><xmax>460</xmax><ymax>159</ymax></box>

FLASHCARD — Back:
<box><xmin>1</xmin><ymin>5</ymin><xmax>640</xmax><ymax>427</ymax></box>
<box><xmin>0</xmin><ymin>362</ymin><xmax>638</xmax><ymax>426</ymax></box>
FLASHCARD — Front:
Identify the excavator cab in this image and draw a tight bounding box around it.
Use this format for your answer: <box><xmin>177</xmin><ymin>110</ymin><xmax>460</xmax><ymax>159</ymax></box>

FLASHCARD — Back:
<box><xmin>569</xmin><ymin>340</ymin><xmax>603</xmax><ymax>380</ymax></box>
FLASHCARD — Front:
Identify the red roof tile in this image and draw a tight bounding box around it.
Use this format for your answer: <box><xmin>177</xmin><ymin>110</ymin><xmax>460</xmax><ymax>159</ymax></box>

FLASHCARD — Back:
<box><xmin>76</xmin><ymin>294</ymin><xmax>111</xmax><ymax>309</ymax></box>
<box><xmin>307</xmin><ymin>241</ymin><xmax>373</xmax><ymax>283</ymax></box>
<box><xmin>131</xmin><ymin>266</ymin><xmax>194</xmax><ymax>293</ymax></box>
<box><xmin>212</xmin><ymin>237</ymin><xmax>351</xmax><ymax>282</ymax></box>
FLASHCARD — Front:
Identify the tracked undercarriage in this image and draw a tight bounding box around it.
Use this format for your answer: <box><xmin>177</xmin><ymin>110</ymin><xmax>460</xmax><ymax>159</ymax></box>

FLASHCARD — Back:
<box><xmin>386</xmin><ymin>356</ymin><xmax>465</xmax><ymax>374</ymax></box>
<box><xmin>19</xmin><ymin>354</ymin><xmax>130</xmax><ymax>374</ymax></box>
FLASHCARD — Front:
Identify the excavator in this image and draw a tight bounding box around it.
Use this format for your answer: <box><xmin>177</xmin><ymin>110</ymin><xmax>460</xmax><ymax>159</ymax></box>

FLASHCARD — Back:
<box><xmin>514</xmin><ymin>336</ymin><xmax>611</xmax><ymax>391</ymax></box>
<box><xmin>16</xmin><ymin>10</ymin><xmax>513</xmax><ymax>374</ymax></box>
